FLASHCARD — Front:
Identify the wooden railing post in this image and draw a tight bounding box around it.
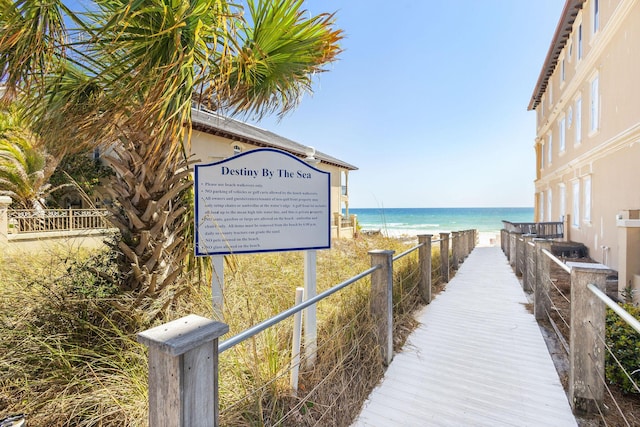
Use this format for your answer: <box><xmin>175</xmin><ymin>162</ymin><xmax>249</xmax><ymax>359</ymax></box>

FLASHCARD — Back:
<box><xmin>352</xmin><ymin>214</ymin><xmax>358</xmax><ymax>236</ymax></box>
<box><xmin>334</xmin><ymin>212</ymin><xmax>341</xmax><ymax>239</ymax></box>
<box><xmin>439</xmin><ymin>233</ymin><xmax>450</xmax><ymax>283</ymax></box>
<box><xmin>501</xmin><ymin>229</ymin><xmax>509</xmax><ymax>255</ymax></box>
<box><xmin>137</xmin><ymin>315</ymin><xmax>229</xmax><ymax>427</ymax></box>
<box><xmin>461</xmin><ymin>230</ymin><xmax>467</xmax><ymax>257</ymax></box>
<box><xmin>568</xmin><ymin>264</ymin><xmax>610</xmax><ymax>414</ymax></box>
<box><xmin>515</xmin><ymin>235</ymin><xmax>525</xmax><ymax>277</ymax></box>
<box><xmin>534</xmin><ymin>240</ymin><xmax>553</xmax><ymax>322</ymax></box>
<box><xmin>522</xmin><ymin>236</ymin><xmax>535</xmax><ymax>292</ymax></box>
<box><xmin>418</xmin><ymin>234</ymin><xmax>433</xmax><ymax>304</ymax></box>
<box><xmin>369</xmin><ymin>250</ymin><xmax>394</xmax><ymax>366</ymax></box>
<box><xmin>470</xmin><ymin>229</ymin><xmax>476</xmax><ymax>252</ymax></box>
<box><xmin>451</xmin><ymin>231</ymin><xmax>460</xmax><ymax>270</ymax></box>
<box><xmin>461</xmin><ymin>230</ymin><xmax>467</xmax><ymax>258</ymax></box>
<box><xmin>509</xmin><ymin>231</ymin><xmax>520</xmax><ymax>268</ymax></box>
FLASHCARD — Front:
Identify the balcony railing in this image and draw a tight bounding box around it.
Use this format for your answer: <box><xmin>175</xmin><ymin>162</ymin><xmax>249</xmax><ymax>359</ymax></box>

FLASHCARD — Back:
<box><xmin>8</xmin><ymin>208</ymin><xmax>112</xmax><ymax>233</ymax></box>
<box><xmin>502</xmin><ymin>220</ymin><xmax>563</xmax><ymax>238</ymax></box>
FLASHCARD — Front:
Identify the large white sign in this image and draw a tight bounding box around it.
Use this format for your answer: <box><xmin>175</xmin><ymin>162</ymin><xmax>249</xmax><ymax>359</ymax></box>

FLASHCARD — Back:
<box><xmin>194</xmin><ymin>148</ymin><xmax>331</xmax><ymax>255</ymax></box>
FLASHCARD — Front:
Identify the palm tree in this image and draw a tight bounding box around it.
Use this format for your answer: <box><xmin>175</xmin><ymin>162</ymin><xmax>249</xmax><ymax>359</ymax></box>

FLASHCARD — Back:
<box><xmin>0</xmin><ymin>106</ymin><xmax>58</xmax><ymax>209</ymax></box>
<box><xmin>0</xmin><ymin>0</ymin><xmax>342</xmax><ymax>318</ymax></box>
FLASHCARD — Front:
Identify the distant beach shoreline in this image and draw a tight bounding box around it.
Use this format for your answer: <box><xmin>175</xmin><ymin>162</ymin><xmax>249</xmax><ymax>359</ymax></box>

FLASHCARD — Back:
<box><xmin>380</xmin><ymin>228</ymin><xmax>499</xmax><ymax>247</ymax></box>
<box><xmin>347</xmin><ymin>207</ymin><xmax>531</xmax><ymax>247</ymax></box>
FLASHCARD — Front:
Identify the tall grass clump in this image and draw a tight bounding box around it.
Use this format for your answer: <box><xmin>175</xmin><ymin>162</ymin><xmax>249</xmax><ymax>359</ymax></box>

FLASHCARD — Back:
<box><xmin>1</xmin><ymin>234</ymin><xmax>444</xmax><ymax>426</ymax></box>
<box><xmin>0</xmin><ymin>247</ymin><xmax>150</xmax><ymax>426</ymax></box>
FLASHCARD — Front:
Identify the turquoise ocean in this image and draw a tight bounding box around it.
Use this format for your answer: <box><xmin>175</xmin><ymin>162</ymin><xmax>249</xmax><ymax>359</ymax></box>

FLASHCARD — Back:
<box><xmin>344</xmin><ymin>207</ymin><xmax>534</xmax><ymax>237</ymax></box>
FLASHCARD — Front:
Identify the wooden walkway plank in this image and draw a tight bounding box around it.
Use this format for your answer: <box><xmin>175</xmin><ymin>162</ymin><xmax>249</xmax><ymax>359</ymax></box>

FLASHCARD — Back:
<box><xmin>352</xmin><ymin>245</ymin><xmax>577</xmax><ymax>427</ymax></box>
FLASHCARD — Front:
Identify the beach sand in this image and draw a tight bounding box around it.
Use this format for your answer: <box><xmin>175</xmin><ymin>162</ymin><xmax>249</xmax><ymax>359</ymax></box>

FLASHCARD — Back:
<box><xmin>382</xmin><ymin>229</ymin><xmax>499</xmax><ymax>248</ymax></box>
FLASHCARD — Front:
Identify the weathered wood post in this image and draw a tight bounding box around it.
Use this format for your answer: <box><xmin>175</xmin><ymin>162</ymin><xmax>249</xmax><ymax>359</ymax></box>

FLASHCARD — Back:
<box><xmin>418</xmin><ymin>234</ymin><xmax>433</xmax><ymax>304</ymax></box>
<box><xmin>464</xmin><ymin>230</ymin><xmax>470</xmax><ymax>257</ymax></box>
<box><xmin>451</xmin><ymin>231</ymin><xmax>460</xmax><ymax>270</ymax></box>
<box><xmin>515</xmin><ymin>235</ymin><xmax>524</xmax><ymax>277</ymax></box>
<box><xmin>522</xmin><ymin>236</ymin><xmax>535</xmax><ymax>292</ymax></box>
<box><xmin>369</xmin><ymin>250</ymin><xmax>395</xmax><ymax>366</ymax></box>
<box><xmin>501</xmin><ymin>228</ymin><xmax>509</xmax><ymax>255</ymax></box>
<box><xmin>534</xmin><ymin>240</ymin><xmax>553</xmax><ymax>322</ymax></box>
<box><xmin>351</xmin><ymin>214</ymin><xmax>358</xmax><ymax>237</ymax></box>
<box><xmin>568</xmin><ymin>264</ymin><xmax>610</xmax><ymax>414</ymax></box>
<box><xmin>509</xmin><ymin>231</ymin><xmax>520</xmax><ymax>269</ymax></box>
<box><xmin>470</xmin><ymin>229</ymin><xmax>475</xmax><ymax>252</ymax></box>
<box><xmin>462</xmin><ymin>230</ymin><xmax>467</xmax><ymax>257</ymax></box>
<box><xmin>439</xmin><ymin>233</ymin><xmax>450</xmax><ymax>283</ymax></box>
<box><xmin>137</xmin><ymin>314</ymin><xmax>229</xmax><ymax>427</ymax></box>
<box><xmin>334</xmin><ymin>212</ymin><xmax>342</xmax><ymax>239</ymax></box>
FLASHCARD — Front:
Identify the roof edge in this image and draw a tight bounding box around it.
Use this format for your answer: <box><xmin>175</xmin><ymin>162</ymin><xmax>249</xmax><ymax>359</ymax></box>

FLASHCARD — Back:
<box><xmin>528</xmin><ymin>0</ymin><xmax>585</xmax><ymax>111</ymax></box>
<box><xmin>190</xmin><ymin>109</ymin><xmax>358</xmax><ymax>171</ymax></box>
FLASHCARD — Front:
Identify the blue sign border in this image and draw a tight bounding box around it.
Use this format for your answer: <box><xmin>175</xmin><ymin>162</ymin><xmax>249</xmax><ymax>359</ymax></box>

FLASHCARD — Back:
<box><xmin>194</xmin><ymin>148</ymin><xmax>331</xmax><ymax>256</ymax></box>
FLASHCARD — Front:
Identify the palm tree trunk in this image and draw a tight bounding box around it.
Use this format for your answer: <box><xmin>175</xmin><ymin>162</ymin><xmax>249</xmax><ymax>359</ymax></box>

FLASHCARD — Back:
<box><xmin>102</xmin><ymin>129</ymin><xmax>197</xmax><ymax>317</ymax></box>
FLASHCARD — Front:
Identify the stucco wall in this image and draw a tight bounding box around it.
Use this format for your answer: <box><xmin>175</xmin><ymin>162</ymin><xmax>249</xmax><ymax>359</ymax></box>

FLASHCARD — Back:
<box><xmin>533</xmin><ymin>0</ymin><xmax>640</xmax><ymax>280</ymax></box>
<box><xmin>189</xmin><ymin>129</ymin><xmax>348</xmax><ymax>228</ymax></box>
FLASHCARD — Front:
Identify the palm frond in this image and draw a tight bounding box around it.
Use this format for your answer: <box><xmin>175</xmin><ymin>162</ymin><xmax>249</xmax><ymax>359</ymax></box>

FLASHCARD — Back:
<box><xmin>0</xmin><ymin>0</ymin><xmax>67</xmax><ymax>101</ymax></box>
<box><xmin>212</xmin><ymin>0</ymin><xmax>343</xmax><ymax>119</ymax></box>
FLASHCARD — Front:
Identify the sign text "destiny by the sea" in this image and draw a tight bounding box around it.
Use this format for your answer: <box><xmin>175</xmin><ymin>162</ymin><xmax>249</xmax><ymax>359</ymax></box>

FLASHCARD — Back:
<box><xmin>221</xmin><ymin>166</ymin><xmax>313</xmax><ymax>179</ymax></box>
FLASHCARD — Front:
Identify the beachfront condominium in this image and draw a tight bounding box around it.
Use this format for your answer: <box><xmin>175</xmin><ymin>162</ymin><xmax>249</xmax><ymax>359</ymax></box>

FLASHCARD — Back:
<box><xmin>528</xmin><ymin>0</ymin><xmax>640</xmax><ymax>299</ymax></box>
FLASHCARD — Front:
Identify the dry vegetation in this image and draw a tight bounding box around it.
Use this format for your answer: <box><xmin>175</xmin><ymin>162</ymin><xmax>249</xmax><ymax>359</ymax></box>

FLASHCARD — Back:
<box><xmin>0</xmin><ymin>235</ymin><xmax>444</xmax><ymax>426</ymax></box>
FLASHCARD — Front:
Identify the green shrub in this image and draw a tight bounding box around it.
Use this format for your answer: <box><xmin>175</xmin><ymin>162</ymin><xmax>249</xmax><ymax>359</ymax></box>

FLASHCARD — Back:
<box><xmin>605</xmin><ymin>303</ymin><xmax>640</xmax><ymax>394</ymax></box>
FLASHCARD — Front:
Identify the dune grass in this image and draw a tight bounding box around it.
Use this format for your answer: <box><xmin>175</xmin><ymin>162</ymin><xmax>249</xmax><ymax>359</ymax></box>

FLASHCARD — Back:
<box><xmin>0</xmin><ymin>235</ymin><xmax>443</xmax><ymax>426</ymax></box>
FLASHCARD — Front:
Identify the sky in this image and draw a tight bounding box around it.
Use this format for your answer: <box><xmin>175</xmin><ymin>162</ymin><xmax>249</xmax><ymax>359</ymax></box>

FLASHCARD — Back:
<box><xmin>249</xmin><ymin>0</ymin><xmax>566</xmax><ymax>209</ymax></box>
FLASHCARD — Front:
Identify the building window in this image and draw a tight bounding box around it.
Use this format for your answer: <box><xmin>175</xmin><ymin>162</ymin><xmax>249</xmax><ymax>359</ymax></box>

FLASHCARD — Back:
<box><xmin>539</xmin><ymin>192</ymin><xmax>545</xmax><ymax>222</ymax></box>
<box><xmin>233</xmin><ymin>144</ymin><xmax>242</xmax><ymax>155</ymax></box>
<box><xmin>568</xmin><ymin>106</ymin><xmax>573</xmax><ymax>128</ymax></box>
<box><xmin>559</xmin><ymin>183</ymin><xmax>566</xmax><ymax>220</ymax></box>
<box><xmin>575</xmin><ymin>96</ymin><xmax>582</xmax><ymax>145</ymax></box>
<box><xmin>593</xmin><ymin>0</ymin><xmax>599</xmax><ymax>34</ymax></box>
<box><xmin>548</xmin><ymin>133</ymin><xmax>553</xmax><ymax>165</ymax></box>
<box><xmin>584</xmin><ymin>176</ymin><xmax>592</xmax><ymax>222</ymax></box>
<box><xmin>578</xmin><ymin>24</ymin><xmax>583</xmax><ymax>60</ymax></box>
<box><xmin>561</xmin><ymin>58</ymin><xmax>566</xmax><ymax>82</ymax></box>
<box><xmin>572</xmin><ymin>180</ymin><xmax>580</xmax><ymax>227</ymax></box>
<box><xmin>590</xmin><ymin>75</ymin><xmax>600</xmax><ymax>133</ymax></box>
<box><xmin>559</xmin><ymin>117</ymin><xmax>566</xmax><ymax>153</ymax></box>
<box><xmin>568</xmin><ymin>39</ymin><xmax>573</xmax><ymax>62</ymax></box>
<box><xmin>547</xmin><ymin>189</ymin><xmax>553</xmax><ymax>222</ymax></box>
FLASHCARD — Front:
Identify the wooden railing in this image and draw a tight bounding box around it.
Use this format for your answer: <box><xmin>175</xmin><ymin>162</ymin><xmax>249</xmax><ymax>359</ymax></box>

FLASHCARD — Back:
<box><xmin>8</xmin><ymin>208</ymin><xmax>112</xmax><ymax>233</ymax></box>
<box><xmin>502</xmin><ymin>220</ymin><xmax>563</xmax><ymax>238</ymax></box>
<box><xmin>501</xmin><ymin>238</ymin><xmax>638</xmax><ymax>418</ymax></box>
<box><xmin>138</xmin><ymin>230</ymin><xmax>478</xmax><ymax>425</ymax></box>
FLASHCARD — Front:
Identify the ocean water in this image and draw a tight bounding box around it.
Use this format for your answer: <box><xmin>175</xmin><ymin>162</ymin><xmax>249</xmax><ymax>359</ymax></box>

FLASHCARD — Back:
<box><xmin>344</xmin><ymin>207</ymin><xmax>534</xmax><ymax>237</ymax></box>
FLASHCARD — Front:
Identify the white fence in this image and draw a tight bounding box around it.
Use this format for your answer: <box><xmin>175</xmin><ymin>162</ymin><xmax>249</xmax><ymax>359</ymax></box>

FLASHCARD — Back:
<box><xmin>8</xmin><ymin>208</ymin><xmax>111</xmax><ymax>233</ymax></box>
<box><xmin>0</xmin><ymin>196</ymin><xmax>113</xmax><ymax>246</ymax></box>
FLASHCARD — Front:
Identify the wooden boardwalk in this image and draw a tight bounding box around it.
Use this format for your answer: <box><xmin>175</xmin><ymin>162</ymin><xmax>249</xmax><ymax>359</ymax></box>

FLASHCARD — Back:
<box><xmin>352</xmin><ymin>244</ymin><xmax>577</xmax><ymax>427</ymax></box>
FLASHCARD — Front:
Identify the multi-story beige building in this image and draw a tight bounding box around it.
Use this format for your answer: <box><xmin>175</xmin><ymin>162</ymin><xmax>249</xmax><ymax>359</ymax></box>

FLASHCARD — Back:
<box><xmin>529</xmin><ymin>0</ymin><xmax>640</xmax><ymax>298</ymax></box>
